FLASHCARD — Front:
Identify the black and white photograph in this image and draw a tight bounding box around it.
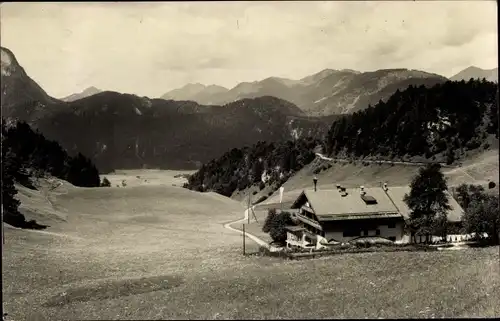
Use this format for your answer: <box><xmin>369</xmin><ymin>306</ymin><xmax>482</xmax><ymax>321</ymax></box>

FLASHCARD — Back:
<box><xmin>1</xmin><ymin>1</ymin><xmax>499</xmax><ymax>319</ymax></box>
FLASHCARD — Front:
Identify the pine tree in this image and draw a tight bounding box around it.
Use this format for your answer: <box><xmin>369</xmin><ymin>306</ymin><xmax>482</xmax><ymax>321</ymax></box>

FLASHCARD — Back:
<box><xmin>1</xmin><ymin>148</ymin><xmax>25</xmax><ymax>227</ymax></box>
<box><xmin>404</xmin><ymin>163</ymin><xmax>451</xmax><ymax>243</ymax></box>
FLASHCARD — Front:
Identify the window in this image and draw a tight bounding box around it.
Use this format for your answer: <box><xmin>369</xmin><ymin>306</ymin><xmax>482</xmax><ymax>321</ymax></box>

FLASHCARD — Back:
<box><xmin>376</xmin><ymin>229</ymin><xmax>380</xmax><ymax>236</ymax></box>
<box><xmin>388</xmin><ymin>236</ymin><xmax>396</xmax><ymax>242</ymax></box>
<box><xmin>388</xmin><ymin>222</ymin><xmax>396</xmax><ymax>229</ymax></box>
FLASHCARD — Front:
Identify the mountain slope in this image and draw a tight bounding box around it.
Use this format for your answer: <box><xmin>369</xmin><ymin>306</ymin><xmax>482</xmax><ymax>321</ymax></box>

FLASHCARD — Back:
<box><xmin>307</xmin><ymin>69</ymin><xmax>447</xmax><ymax>115</ymax></box>
<box><xmin>1</xmin><ymin>46</ymin><xmax>61</xmax><ymax>118</ymax></box>
<box><xmin>2</xmin><ymin>47</ymin><xmax>336</xmax><ymax>172</ymax></box>
<box><xmin>61</xmin><ymin>86</ymin><xmax>102</xmax><ymax>102</ymax></box>
<box><xmin>450</xmin><ymin>66</ymin><xmax>498</xmax><ymax>83</ymax></box>
<box><xmin>185</xmin><ymin>79</ymin><xmax>498</xmax><ymax>198</ymax></box>
<box><xmin>162</xmin><ymin>68</ymin><xmax>448</xmax><ymax>116</ymax></box>
<box><xmin>32</xmin><ymin>93</ymin><xmax>334</xmax><ymax>172</ymax></box>
<box><xmin>161</xmin><ymin>83</ymin><xmax>229</xmax><ymax>105</ymax></box>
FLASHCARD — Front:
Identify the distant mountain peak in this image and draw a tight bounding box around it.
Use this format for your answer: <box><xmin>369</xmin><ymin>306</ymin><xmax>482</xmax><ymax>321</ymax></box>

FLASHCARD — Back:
<box><xmin>1</xmin><ymin>46</ymin><xmax>56</xmax><ymax>113</ymax></box>
<box><xmin>450</xmin><ymin>66</ymin><xmax>498</xmax><ymax>82</ymax></box>
<box><xmin>1</xmin><ymin>47</ymin><xmax>16</xmax><ymax>76</ymax></box>
<box><xmin>61</xmin><ymin>86</ymin><xmax>102</xmax><ymax>102</ymax></box>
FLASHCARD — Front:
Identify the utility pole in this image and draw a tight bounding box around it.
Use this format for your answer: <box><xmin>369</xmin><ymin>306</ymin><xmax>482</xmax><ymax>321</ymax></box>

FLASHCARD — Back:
<box><xmin>242</xmin><ymin>224</ymin><xmax>246</xmax><ymax>256</ymax></box>
<box><xmin>247</xmin><ymin>193</ymin><xmax>251</xmax><ymax>224</ymax></box>
<box><xmin>1</xmin><ymin>209</ymin><xmax>4</xmax><ymax>245</ymax></box>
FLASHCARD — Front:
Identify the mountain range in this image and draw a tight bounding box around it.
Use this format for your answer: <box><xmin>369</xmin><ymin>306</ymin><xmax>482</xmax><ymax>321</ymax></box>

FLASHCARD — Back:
<box><xmin>0</xmin><ymin>46</ymin><xmax>335</xmax><ymax>172</ymax></box>
<box><xmin>1</xmin><ymin>45</ymin><xmax>497</xmax><ymax>172</ymax></box>
<box><xmin>161</xmin><ymin>69</ymin><xmax>449</xmax><ymax>116</ymax></box>
<box><xmin>61</xmin><ymin>86</ymin><xmax>102</xmax><ymax>102</ymax></box>
<box><xmin>449</xmin><ymin>66</ymin><xmax>498</xmax><ymax>83</ymax></box>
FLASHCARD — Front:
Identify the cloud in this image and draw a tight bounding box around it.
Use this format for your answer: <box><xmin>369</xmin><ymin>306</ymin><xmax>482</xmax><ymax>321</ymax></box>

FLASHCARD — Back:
<box><xmin>0</xmin><ymin>1</ymin><xmax>497</xmax><ymax>98</ymax></box>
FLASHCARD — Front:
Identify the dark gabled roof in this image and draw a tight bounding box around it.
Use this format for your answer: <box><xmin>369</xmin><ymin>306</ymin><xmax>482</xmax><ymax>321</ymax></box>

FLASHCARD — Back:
<box><xmin>292</xmin><ymin>188</ymin><xmax>399</xmax><ymax>219</ymax></box>
<box><xmin>384</xmin><ymin>186</ymin><xmax>464</xmax><ymax>222</ymax></box>
<box><xmin>290</xmin><ymin>186</ymin><xmax>465</xmax><ymax>223</ymax></box>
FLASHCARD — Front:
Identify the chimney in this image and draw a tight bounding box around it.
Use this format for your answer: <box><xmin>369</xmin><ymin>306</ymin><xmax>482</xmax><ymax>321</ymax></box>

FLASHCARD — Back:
<box><xmin>313</xmin><ymin>176</ymin><xmax>318</xmax><ymax>192</ymax></box>
<box><xmin>360</xmin><ymin>186</ymin><xmax>366</xmax><ymax>196</ymax></box>
<box><xmin>383</xmin><ymin>182</ymin><xmax>388</xmax><ymax>191</ymax></box>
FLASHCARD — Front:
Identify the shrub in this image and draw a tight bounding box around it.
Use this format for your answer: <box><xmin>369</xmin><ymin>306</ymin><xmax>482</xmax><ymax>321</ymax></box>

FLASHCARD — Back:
<box><xmin>488</xmin><ymin>181</ymin><xmax>496</xmax><ymax>189</ymax></box>
<box><xmin>252</xmin><ymin>190</ymin><xmax>257</xmax><ymax>195</ymax></box>
<box><xmin>262</xmin><ymin>210</ymin><xmax>294</xmax><ymax>243</ymax></box>
<box><xmin>100</xmin><ymin>177</ymin><xmax>111</xmax><ymax>187</ymax></box>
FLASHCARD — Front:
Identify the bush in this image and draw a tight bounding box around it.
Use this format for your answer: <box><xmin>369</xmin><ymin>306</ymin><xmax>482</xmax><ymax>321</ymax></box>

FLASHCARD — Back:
<box><xmin>252</xmin><ymin>190</ymin><xmax>257</xmax><ymax>195</ymax></box>
<box><xmin>100</xmin><ymin>177</ymin><xmax>111</xmax><ymax>187</ymax></box>
<box><xmin>488</xmin><ymin>181</ymin><xmax>496</xmax><ymax>189</ymax></box>
<box><xmin>262</xmin><ymin>210</ymin><xmax>294</xmax><ymax>243</ymax></box>
<box><xmin>463</xmin><ymin>194</ymin><xmax>499</xmax><ymax>244</ymax></box>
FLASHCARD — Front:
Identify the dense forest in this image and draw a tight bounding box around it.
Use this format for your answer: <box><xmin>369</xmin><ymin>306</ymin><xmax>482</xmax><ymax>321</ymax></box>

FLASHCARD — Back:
<box><xmin>185</xmin><ymin>138</ymin><xmax>320</xmax><ymax>196</ymax></box>
<box><xmin>1</xmin><ymin>119</ymin><xmax>101</xmax><ymax>228</ymax></box>
<box><xmin>325</xmin><ymin>79</ymin><xmax>498</xmax><ymax>161</ymax></box>
<box><xmin>185</xmin><ymin>79</ymin><xmax>498</xmax><ymax>197</ymax></box>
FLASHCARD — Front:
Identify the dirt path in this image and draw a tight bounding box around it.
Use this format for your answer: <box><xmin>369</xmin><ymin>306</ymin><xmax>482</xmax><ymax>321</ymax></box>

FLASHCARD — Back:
<box><xmin>315</xmin><ymin>153</ymin><xmax>458</xmax><ymax>168</ymax></box>
<box><xmin>223</xmin><ymin>209</ymin><xmax>281</xmax><ymax>252</ymax></box>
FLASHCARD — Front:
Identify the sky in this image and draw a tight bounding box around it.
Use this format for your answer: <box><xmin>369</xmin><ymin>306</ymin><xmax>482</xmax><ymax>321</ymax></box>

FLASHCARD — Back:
<box><xmin>1</xmin><ymin>1</ymin><xmax>498</xmax><ymax>98</ymax></box>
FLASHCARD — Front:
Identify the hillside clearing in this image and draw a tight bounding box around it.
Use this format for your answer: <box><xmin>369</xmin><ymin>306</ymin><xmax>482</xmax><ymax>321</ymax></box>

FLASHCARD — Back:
<box><xmin>259</xmin><ymin>149</ymin><xmax>498</xmax><ymax>206</ymax></box>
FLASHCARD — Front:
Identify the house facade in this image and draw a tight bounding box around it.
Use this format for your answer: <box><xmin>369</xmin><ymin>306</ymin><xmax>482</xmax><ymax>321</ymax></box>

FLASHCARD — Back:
<box><xmin>286</xmin><ymin>184</ymin><xmax>465</xmax><ymax>247</ymax></box>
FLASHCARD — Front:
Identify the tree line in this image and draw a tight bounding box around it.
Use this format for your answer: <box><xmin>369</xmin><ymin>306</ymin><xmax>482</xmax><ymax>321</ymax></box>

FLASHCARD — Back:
<box><xmin>1</xmin><ymin>119</ymin><xmax>102</xmax><ymax>229</ymax></box>
<box><xmin>185</xmin><ymin>138</ymin><xmax>320</xmax><ymax>197</ymax></box>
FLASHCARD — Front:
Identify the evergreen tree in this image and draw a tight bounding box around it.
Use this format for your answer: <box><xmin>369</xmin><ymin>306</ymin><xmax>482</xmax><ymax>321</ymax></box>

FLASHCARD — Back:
<box><xmin>100</xmin><ymin>177</ymin><xmax>111</xmax><ymax>187</ymax></box>
<box><xmin>1</xmin><ymin>148</ymin><xmax>27</xmax><ymax>228</ymax></box>
<box><xmin>463</xmin><ymin>194</ymin><xmax>499</xmax><ymax>244</ymax></box>
<box><xmin>403</xmin><ymin>163</ymin><xmax>451</xmax><ymax>243</ymax></box>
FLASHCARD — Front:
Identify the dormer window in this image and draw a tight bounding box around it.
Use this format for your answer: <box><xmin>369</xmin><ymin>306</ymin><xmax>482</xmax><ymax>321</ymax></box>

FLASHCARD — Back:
<box><xmin>361</xmin><ymin>194</ymin><xmax>377</xmax><ymax>205</ymax></box>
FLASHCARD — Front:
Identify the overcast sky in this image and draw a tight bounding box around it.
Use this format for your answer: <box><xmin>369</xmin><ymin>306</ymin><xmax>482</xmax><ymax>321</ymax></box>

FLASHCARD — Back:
<box><xmin>1</xmin><ymin>1</ymin><xmax>497</xmax><ymax>98</ymax></box>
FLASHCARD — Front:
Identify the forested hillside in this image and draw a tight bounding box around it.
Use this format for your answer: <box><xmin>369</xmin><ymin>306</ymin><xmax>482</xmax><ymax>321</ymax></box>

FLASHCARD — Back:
<box><xmin>185</xmin><ymin>138</ymin><xmax>320</xmax><ymax>196</ymax></box>
<box><xmin>185</xmin><ymin>79</ymin><xmax>498</xmax><ymax>197</ymax></box>
<box><xmin>1</xmin><ymin>119</ymin><xmax>101</xmax><ymax>228</ymax></box>
<box><xmin>325</xmin><ymin>79</ymin><xmax>498</xmax><ymax>161</ymax></box>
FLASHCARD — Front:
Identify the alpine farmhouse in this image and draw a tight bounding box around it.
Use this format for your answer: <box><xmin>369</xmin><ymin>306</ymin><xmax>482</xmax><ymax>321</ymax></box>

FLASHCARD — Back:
<box><xmin>285</xmin><ymin>183</ymin><xmax>464</xmax><ymax>248</ymax></box>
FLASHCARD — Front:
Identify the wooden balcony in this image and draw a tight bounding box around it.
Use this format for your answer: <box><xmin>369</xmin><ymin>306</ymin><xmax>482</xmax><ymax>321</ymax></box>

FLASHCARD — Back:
<box><xmin>296</xmin><ymin>213</ymin><xmax>323</xmax><ymax>231</ymax></box>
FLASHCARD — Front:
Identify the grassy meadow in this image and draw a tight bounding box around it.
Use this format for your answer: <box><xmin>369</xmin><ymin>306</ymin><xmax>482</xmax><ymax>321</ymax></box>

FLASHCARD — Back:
<box><xmin>2</xmin><ymin>170</ymin><xmax>499</xmax><ymax>319</ymax></box>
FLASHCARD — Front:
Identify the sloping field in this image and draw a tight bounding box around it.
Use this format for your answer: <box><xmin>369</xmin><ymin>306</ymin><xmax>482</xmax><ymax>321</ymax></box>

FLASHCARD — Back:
<box><xmin>103</xmin><ymin>169</ymin><xmax>196</xmax><ymax>188</ymax></box>
<box><xmin>443</xmin><ymin>149</ymin><xmax>499</xmax><ymax>187</ymax></box>
<box><xmin>261</xmin><ymin>150</ymin><xmax>498</xmax><ymax>206</ymax></box>
<box><xmin>3</xmin><ymin>170</ymin><xmax>500</xmax><ymax>319</ymax></box>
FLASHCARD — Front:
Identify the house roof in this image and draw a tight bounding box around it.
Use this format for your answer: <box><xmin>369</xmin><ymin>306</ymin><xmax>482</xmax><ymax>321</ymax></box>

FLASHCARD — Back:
<box><xmin>291</xmin><ymin>185</ymin><xmax>465</xmax><ymax>223</ymax></box>
<box><xmin>292</xmin><ymin>188</ymin><xmax>400</xmax><ymax>219</ymax></box>
<box><xmin>383</xmin><ymin>186</ymin><xmax>464</xmax><ymax>222</ymax></box>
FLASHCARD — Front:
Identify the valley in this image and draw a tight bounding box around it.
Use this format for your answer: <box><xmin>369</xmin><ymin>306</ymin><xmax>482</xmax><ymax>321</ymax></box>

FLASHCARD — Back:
<box><xmin>1</xmin><ymin>2</ymin><xmax>499</xmax><ymax>319</ymax></box>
